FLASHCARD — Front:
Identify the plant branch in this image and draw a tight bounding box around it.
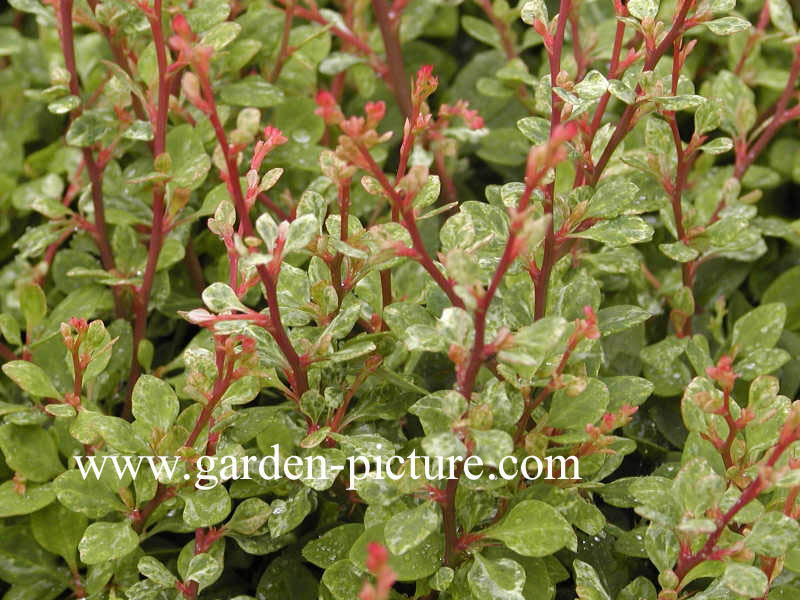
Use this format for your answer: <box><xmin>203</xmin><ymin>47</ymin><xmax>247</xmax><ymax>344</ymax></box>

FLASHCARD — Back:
<box><xmin>355</xmin><ymin>143</ymin><xmax>465</xmax><ymax>309</ymax></box>
<box><xmin>56</xmin><ymin>0</ymin><xmax>122</xmax><ymax>318</ymax></box>
<box><xmin>270</xmin><ymin>0</ymin><xmax>295</xmax><ymax>83</ymax></box>
<box><xmin>371</xmin><ymin>0</ymin><xmax>412</xmax><ymax>118</ymax></box>
<box><xmin>589</xmin><ymin>0</ymin><xmax>694</xmax><ymax>185</ymax></box>
<box><xmin>734</xmin><ymin>44</ymin><xmax>800</xmax><ymax>179</ymax></box>
<box><xmin>199</xmin><ymin>73</ymin><xmax>310</xmax><ymax>398</ymax></box>
<box><xmin>123</xmin><ymin>0</ymin><xmax>171</xmax><ymax>419</ymax></box>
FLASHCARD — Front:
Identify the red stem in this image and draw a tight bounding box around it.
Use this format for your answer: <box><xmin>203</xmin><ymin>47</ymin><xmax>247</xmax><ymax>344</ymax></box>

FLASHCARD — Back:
<box><xmin>734</xmin><ymin>1</ymin><xmax>771</xmax><ymax>76</ymax></box>
<box><xmin>270</xmin><ymin>0</ymin><xmax>295</xmax><ymax>83</ymax></box>
<box><xmin>734</xmin><ymin>45</ymin><xmax>800</xmax><ymax>179</ymax></box>
<box><xmin>199</xmin><ymin>74</ymin><xmax>309</xmax><ymax>398</ymax></box>
<box><xmin>56</xmin><ymin>0</ymin><xmax>122</xmax><ymax>318</ymax></box>
<box><xmin>0</xmin><ymin>341</ymin><xmax>17</xmax><ymax>362</ymax></box>
<box><xmin>590</xmin><ymin>0</ymin><xmax>694</xmax><ymax>185</ymax></box>
<box><xmin>276</xmin><ymin>0</ymin><xmax>388</xmax><ymax>79</ymax></box>
<box><xmin>122</xmin><ymin>0</ymin><xmax>170</xmax><ymax>419</ymax></box>
<box><xmin>356</xmin><ymin>143</ymin><xmax>465</xmax><ymax>309</ymax></box>
<box><xmin>371</xmin><ymin>0</ymin><xmax>412</xmax><ymax>118</ymax></box>
<box><xmin>676</xmin><ymin>429</ymin><xmax>796</xmax><ymax>581</ymax></box>
<box><xmin>532</xmin><ymin>0</ymin><xmax>570</xmax><ymax>321</ymax></box>
<box><xmin>442</xmin><ymin>462</ymin><xmax>464</xmax><ymax>566</ymax></box>
<box><xmin>478</xmin><ymin>0</ymin><xmax>516</xmax><ymax>60</ymax></box>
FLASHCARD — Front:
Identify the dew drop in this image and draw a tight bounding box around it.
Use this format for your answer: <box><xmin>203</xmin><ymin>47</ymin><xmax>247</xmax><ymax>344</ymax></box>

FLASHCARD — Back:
<box><xmin>293</xmin><ymin>129</ymin><xmax>311</xmax><ymax>143</ymax></box>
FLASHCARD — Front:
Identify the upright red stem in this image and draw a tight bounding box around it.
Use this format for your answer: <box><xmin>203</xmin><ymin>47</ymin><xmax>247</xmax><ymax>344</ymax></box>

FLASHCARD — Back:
<box><xmin>590</xmin><ymin>0</ymin><xmax>694</xmax><ymax>185</ymax></box>
<box><xmin>200</xmin><ymin>76</ymin><xmax>309</xmax><ymax>397</ymax></box>
<box><xmin>56</xmin><ymin>0</ymin><xmax>122</xmax><ymax>317</ymax></box>
<box><xmin>270</xmin><ymin>0</ymin><xmax>295</xmax><ymax>83</ymax></box>
<box><xmin>371</xmin><ymin>0</ymin><xmax>412</xmax><ymax>118</ymax></box>
<box><xmin>532</xmin><ymin>0</ymin><xmax>570</xmax><ymax>321</ymax></box>
<box><xmin>123</xmin><ymin>0</ymin><xmax>171</xmax><ymax>419</ymax></box>
<box><xmin>734</xmin><ymin>45</ymin><xmax>800</xmax><ymax>179</ymax></box>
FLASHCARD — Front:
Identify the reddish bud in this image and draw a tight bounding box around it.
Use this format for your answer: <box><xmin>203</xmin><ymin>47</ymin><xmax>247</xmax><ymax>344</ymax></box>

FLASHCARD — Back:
<box><xmin>314</xmin><ymin>90</ymin><xmax>344</xmax><ymax>125</ymax></box>
<box><xmin>69</xmin><ymin>317</ymin><xmax>88</xmax><ymax>332</ymax></box>
<box><xmin>365</xmin><ymin>542</ymin><xmax>389</xmax><ymax>572</ymax></box>
<box><xmin>577</xmin><ymin>306</ymin><xmax>600</xmax><ymax>340</ymax></box>
<box><xmin>340</xmin><ymin>115</ymin><xmax>366</xmax><ymax>138</ymax></box>
<box><xmin>413</xmin><ymin>65</ymin><xmax>438</xmax><ymax>103</ymax></box>
<box><xmin>171</xmin><ymin>13</ymin><xmax>194</xmax><ymax>40</ymax></box>
<box><xmin>251</xmin><ymin>126</ymin><xmax>288</xmax><ymax>172</ymax></box>
<box><xmin>364</xmin><ymin>101</ymin><xmax>386</xmax><ymax>128</ymax></box>
<box><xmin>706</xmin><ymin>355</ymin><xmax>738</xmax><ymax>391</ymax></box>
<box><xmin>439</xmin><ymin>100</ymin><xmax>485</xmax><ymax>130</ymax></box>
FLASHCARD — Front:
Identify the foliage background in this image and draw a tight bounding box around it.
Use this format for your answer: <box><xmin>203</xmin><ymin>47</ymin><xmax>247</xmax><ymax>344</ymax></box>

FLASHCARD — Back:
<box><xmin>3</xmin><ymin>0</ymin><xmax>800</xmax><ymax>599</ymax></box>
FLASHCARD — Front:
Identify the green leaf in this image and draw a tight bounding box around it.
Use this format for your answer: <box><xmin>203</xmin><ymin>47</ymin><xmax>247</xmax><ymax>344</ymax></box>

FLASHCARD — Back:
<box><xmin>203</xmin><ymin>282</ymin><xmax>248</xmax><ymax>313</ymax></box>
<box><xmin>138</xmin><ymin>556</ymin><xmax>178</xmax><ymax>588</ymax></box>
<box><xmin>65</xmin><ymin>113</ymin><xmax>109</xmax><ymax>146</ymax></box>
<box><xmin>498</xmin><ymin>316</ymin><xmax>568</xmax><ymax>375</ymax></box>
<box><xmin>202</xmin><ymin>21</ymin><xmax>241</xmax><ymax>50</ymax></box>
<box><xmin>769</xmin><ymin>0</ymin><xmax>796</xmax><ymax>34</ymax></box>
<box><xmin>385</xmin><ymin>502</ymin><xmax>440</xmax><ymax>555</ymax></box>
<box><xmin>745</xmin><ymin>511</ymin><xmax>800</xmax><ymax>556</ymax></box>
<box><xmin>256</xmin><ymin>555</ymin><xmax>318</xmax><ymax>600</ymax></box>
<box><xmin>186</xmin><ymin>551</ymin><xmax>224</xmax><ymax>592</ymax></box>
<box><xmin>468</xmin><ymin>554</ymin><xmax>525</xmax><ymax>600</ymax></box>
<box><xmin>548</xmin><ymin>378</ymin><xmax>609</xmax><ymax>430</ymax></box>
<box><xmin>321</xmin><ymin>559</ymin><xmax>363</xmax><ymax>600</ymax></box>
<box><xmin>571</xmin><ymin>216</ymin><xmax>654</xmax><ymax>247</ymax></box>
<box><xmin>284</xmin><ymin>213</ymin><xmax>318</xmax><ymax>254</ymax></box>
<box><xmin>618</xmin><ymin>577</ymin><xmax>657</xmax><ymax>600</ymax></box>
<box><xmin>597</xmin><ymin>305</ymin><xmax>652</xmax><ymax>336</ymax></box>
<box><xmin>0</xmin><ymin>481</ymin><xmax>55</xmax><ymax>517</ymax></box>
<box><xmin>731</xmin><ymin>303</ymin><xmax>786</xmax><ymax>354</ymax></box>
<box><xmin>520</xmin><ymin>0</ymin><xmax>547</xmax><ymax>24</ymax></box>
<box><xmin>183</xmin><ymin>485</ymin><xmax>232</xmax><ymax>527</ymax></box>
<box><xmin>517</xmin><ymin>117</ymin><xmax>550</xmax><ymax>145</ymax></box>
<box><xmin>414</xmin><ymin>175</ymin><xmax>441</xmax><ymax>209</ymax></box>
<box><xmin>132</xmin><ymin>375</ymin><xmax>180</xmax><ymax>432</ymax></box>
<box><xmin>483</xmin><ymin>500</ymin><xmax>574</xmax><ymax>557</ymax></box>
<box><xmin>573</xmin><ymin>71</ymin><xmax>608</xmax><ymax>100</ymax></box>
<box><xmin>656</xmin><ymin>95</ymin><xmax>705</xmax><ymax>111</ymax></box>
<box><xmin>461</xmin><ymin>15</ymin><xmax>502</xmax><ymax>49</ymax></box>
<box><xmin>699</xmin><ymin>137</ymin><xmax>733</xmax><ymax>155</ymax></box>
<box><xmin>573</xmin><ymin>559</ymin><xmax>611</xmax><ymax>600</ymax></box>
<box><xmin>603</xmin><ymin>376</ymin><xmax>654</xmax><ymax>412</ymax></box>
<box><xmin>166</xmin><ymin>124</ymin><xmax>211</xmax><ymax>190</ymax></box>
<box><xmin>763</xmin><ymin>266</ymin><xmax>800</xmax><ymax>329</ymax></box>
<box><xmin>608</xmin><ymin>79</ymin><xmax>635</xmax><ymax>104</ymax></box>
<box><xmin>319</xmin><ymin>51</ymin><xmax>364</xmax><ymax>75</ymax></box>
<box><xmin>349</xmin><ymin>525</ymin><xmax>443</xmax><ymax>581</ymax></box>
<box><xmin>52</xmin><ymin>469</ymin><xmax>127</xmax><ymax>519</ymax></box>
<box><xmin>0</xmin><ymin>313</ymin><xmax>21</xmax><ymax>346</ymax></box>
<box><xmin>659</xmin><ymin>241</ymin><xmax>699</xmax><ymax>262</ymax></box>
<box><xmin>20</xmin><ymin>283</ymin><xmax>46</xmax><ymax>331</ymax></box>
<box><xmin>302</xmin><ymin>524</ymin><xmax>364</xmax><ymax>568</ymax></box>
<box><xmin>31</xmin><ymin>502</ymin><xmax>87</xmax><ymax>569</ymax></box>
<box><xmin>644</xmin><ymin>523</ymin><xmax>678</xmax><ymax>571</ymax></box>
<box><xmin>0</xmin><ymin>424</ymin><xmax>63</xmax><ymax>482</ymax></box>
<box><xmin>2</xmin><ymin>360</ymin><xmax>61</xmax><ymax>399</ymax></box>
<box><xmin>735</xmin><ymin>347</ymin><xmax>790</xmax><ymax>380</ymax></box>
<box><xmin>672</xmin><ymin>458</ymin><xmax>725</xmax><ymax>515</ymax></box>
<box><xmin>220</xmin><ymin>76</ymin><xmax>285</xmax><ymax>107</ymax></box>
<box><xmin>269</xmin><ymin>489</ymin><xmax>312</xmax><ymax>537</ymax></box>
<box><xmin>704</xmin><ymin>16</ymin><xmax>752</xmax><ymax>35</ymax></box>
<box><xmin>78</xmin><ymin>521</ymin><xmax>139</xmax><ymax>565</ymax></box>
<box><xmin>721</xmin><ymin>563</ymin><xmax>768</xmax><ymax>597</ymax></box>
<box><xmin>627</xmin><ymin>0</ymin><xmax>659</xmax><ymax>19</ymax></box>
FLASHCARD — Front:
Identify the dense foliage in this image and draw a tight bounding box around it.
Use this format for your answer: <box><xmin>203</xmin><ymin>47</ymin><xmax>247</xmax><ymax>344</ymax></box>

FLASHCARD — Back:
<box><xmin>3</xmin><ymin>0</ymin><xmax>800</xmax><ymax>598</ymax></box>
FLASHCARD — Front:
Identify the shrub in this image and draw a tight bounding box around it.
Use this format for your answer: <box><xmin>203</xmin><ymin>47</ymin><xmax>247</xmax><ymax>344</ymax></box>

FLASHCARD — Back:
<box><xmin>2</xmin><ymin>0</ymin><xmax>800</xmax><ymax>598</ymax></box>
